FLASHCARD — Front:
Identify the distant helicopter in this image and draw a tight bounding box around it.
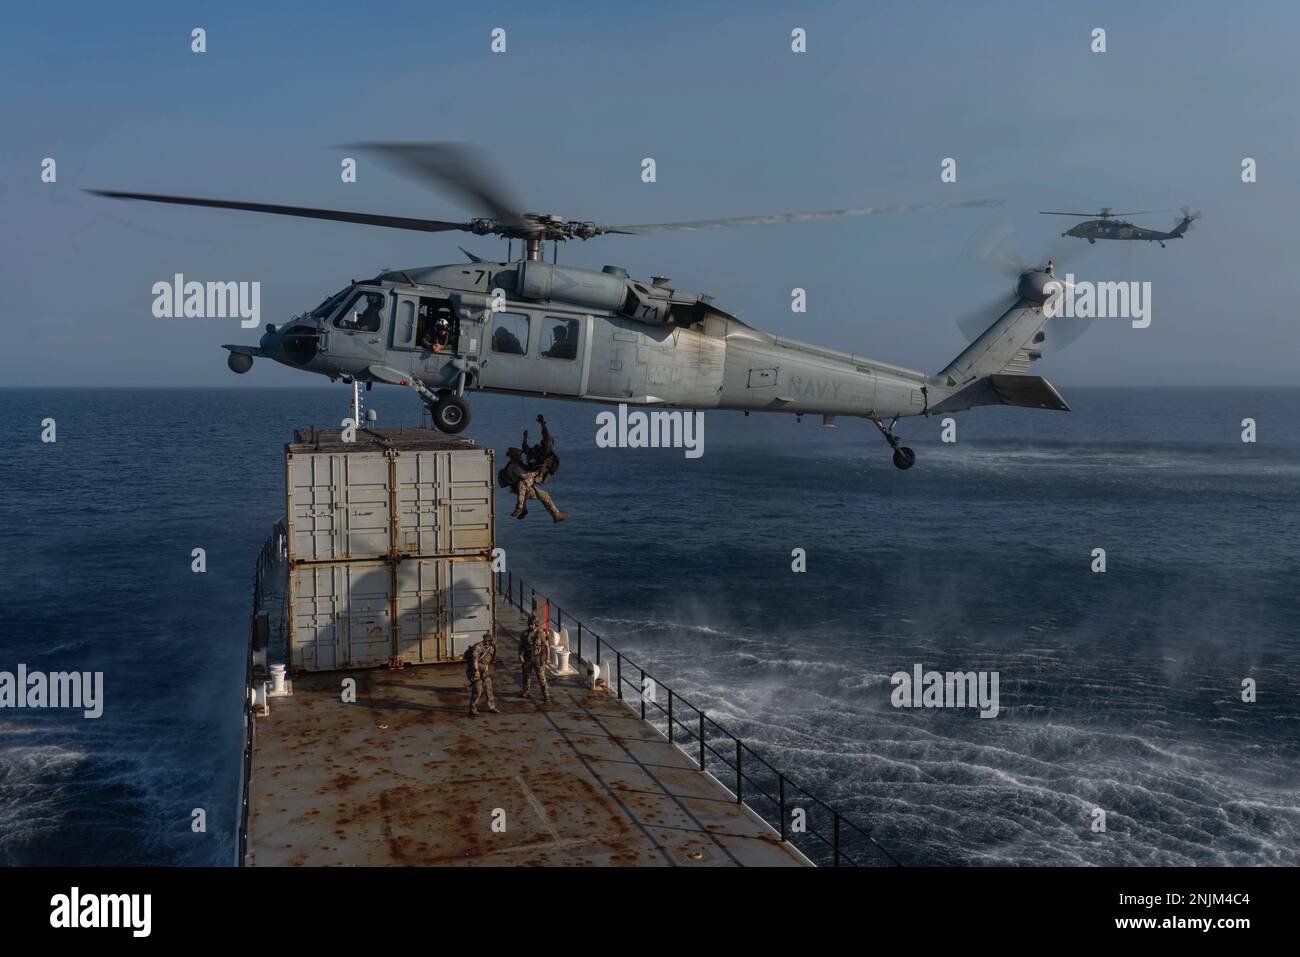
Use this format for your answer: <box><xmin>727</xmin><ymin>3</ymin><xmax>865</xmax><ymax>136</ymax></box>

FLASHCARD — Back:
<box><xmin>89</xmin><ymin>143</ymin><xmax>1083</xmax><ymax>470</ymax></box>
<box><xmin>1041</xmin><ymin>207</ymin><xmax>1201</xmax><ymax>247</ymax></box>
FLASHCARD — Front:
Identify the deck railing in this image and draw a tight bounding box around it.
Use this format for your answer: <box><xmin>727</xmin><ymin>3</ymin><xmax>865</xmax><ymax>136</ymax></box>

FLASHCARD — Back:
<box><xmin>237</xmin><ymin>520</ymin><xmax>286</xmax><ymax>866</ymax></box>
<box><xmin>497</xmin><ymin>570</ymin><xmax>902</xmax><ymax>868</ymax></box>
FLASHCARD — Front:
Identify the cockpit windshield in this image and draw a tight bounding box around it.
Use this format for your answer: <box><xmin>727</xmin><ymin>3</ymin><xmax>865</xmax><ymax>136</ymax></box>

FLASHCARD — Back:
<box><xmin>310</xmin><ymin>286</ymin><xmax>352</xmax><ymax>320</ymax></box>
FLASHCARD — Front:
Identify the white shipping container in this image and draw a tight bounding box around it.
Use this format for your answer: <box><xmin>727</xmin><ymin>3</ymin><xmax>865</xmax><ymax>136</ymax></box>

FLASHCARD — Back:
<box><xmin>288</xmin><ymin>556</ymin><xmax>495</xmax><ymax>672</ymax></box>
<box><xmin>286</xmin><ymin>430</ymin><xmax>494</xmax><ymax>563</ymax></box>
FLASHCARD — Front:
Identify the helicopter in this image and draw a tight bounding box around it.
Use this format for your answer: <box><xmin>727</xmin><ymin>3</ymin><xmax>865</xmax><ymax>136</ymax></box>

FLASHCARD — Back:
<box><xmin>1041</xmin><ymin>206</ymin><xmax>1201</xmax><ymax>247</ymax></box>
<box><xmin>89</xmin><ymin>143</ymin><xmax>1080</xmax><ymax>470</ymax></box>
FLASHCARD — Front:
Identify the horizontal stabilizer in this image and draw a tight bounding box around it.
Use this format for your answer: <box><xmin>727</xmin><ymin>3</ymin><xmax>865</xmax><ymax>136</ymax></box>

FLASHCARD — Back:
<box><xmin>929</xmin><ymin>374</ymin><xmax>1069</xmax><ymax>414</ymax></box>
<box><xmin>987</xmin><ymin>374</ymin><xmax>1070</xmax><ymax>411</ymax></box>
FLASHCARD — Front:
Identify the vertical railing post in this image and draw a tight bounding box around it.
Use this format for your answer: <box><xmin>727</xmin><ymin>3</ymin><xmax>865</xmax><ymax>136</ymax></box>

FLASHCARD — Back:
<box><xmin>833</xmin><ymin>812</ymin><xmax>841</xmax><ymax>866</ymax></box>
<box><xmin>596</xmin><ymin>636</ymin><xmax>601</xmax><ymax>666</ymax></box>
<box><xmin>576</xmin><ymin>621</ymin><xmax>582</xmax><ymax>660</ymax></box>
<box><xmin>667</xmin><ymin>690</ymin><xmax>673</xmax><ymax>744</ymax></box>
<box><xmin>735</xmin><ymin>740</ymin><xmax>743</xmax><ymax>804</ymax></box>
<box><xmin>557</xmin><ymin>606</ymin><xmax>562</xmax><ymax>630</ymax></box>
<box><xmin>698</xmin><ymin>712</ymin><xmax>705</xmax><ymax>770</ymax></box>
<box><xmin>639</xmin><ymin>668</ymin><xmax>645</xmax><ymax>717</ymax></box>
<box><xmin>616</xmin><ymin>653</ymin><xmax>623</xmax><ymax>699</ymax></box>
<box><xmin>779</xmin><ymin>776</ymin><xmax>787</xmax><ymax>842</ymax></box>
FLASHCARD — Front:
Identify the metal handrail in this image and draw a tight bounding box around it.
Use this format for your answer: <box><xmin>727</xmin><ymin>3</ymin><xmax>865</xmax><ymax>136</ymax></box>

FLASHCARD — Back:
<box><xmin>497</xmin><ymin>571</ymin><xmax>902</xmax><ymax>868</ymax></box>
<box><xmin>239</xmin><ymin>520</ymin><xmax>287</xmax><ymax>866</ymax></box>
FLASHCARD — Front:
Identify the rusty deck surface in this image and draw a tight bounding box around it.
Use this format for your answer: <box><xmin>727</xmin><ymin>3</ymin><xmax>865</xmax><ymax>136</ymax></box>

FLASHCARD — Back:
<box><xmin>246</xmin><ymin>598</ymin><xmax>809</xmax><ymax>867</ymax></box>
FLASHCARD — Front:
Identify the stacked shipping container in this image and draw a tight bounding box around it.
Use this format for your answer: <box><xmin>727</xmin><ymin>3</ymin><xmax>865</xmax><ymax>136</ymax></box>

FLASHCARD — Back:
<box><xmin>284</xmin><ymin>428</ymin><xmax>496</xmax><ymax>672</ymax></box>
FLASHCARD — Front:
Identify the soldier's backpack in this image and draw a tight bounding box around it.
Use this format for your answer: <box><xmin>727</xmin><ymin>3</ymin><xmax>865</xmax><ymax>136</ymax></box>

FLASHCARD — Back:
<box><xmin>535</xmin><ymin>451</ymin><xmax>560</xmax><ymax>483</ymax></box>
<box><xmin>498</xmin><ymin>448</ymin><xmax>525</xmax><ymax>488</ymax></box>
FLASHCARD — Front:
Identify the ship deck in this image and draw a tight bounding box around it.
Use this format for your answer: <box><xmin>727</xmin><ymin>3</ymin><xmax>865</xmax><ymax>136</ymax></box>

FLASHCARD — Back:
<box><xmin>245</xmin><ymin>597</ymin><xmax>809</xmax><ymax>866</ymax></box>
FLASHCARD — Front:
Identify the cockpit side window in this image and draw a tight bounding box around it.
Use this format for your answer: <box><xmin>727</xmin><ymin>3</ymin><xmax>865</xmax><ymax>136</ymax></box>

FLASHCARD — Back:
<box><xmin>334</xmin><ymin>290</ymin><xmax>386</xmax><ymax>332</ymax></box>
<box><xmin>311</xmin><ymin>286</ymin><xmax>352</xmax><ymax>321</ymax></box>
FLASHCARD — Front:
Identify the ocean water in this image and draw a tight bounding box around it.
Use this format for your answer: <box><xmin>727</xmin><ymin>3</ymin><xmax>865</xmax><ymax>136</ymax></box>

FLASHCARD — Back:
<box><xmin>1</xmin><ymin>386</ymin><xmax>1297</xmax><ymax>866</ymax></box>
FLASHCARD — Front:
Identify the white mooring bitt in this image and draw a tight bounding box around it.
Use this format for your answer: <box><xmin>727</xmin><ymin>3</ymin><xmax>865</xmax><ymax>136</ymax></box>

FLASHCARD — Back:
<box><xmin>581</xmin><ymin>657</ymin><xmax>607</xmax><ymax>691</ymax></box>
<box><xmin>268</xmin><ymin>662</ymin><xmax>291</xmax><ymax>698</ymax></box>
<box><xmin>549</xmin><ymin>626</ymin><xmax>579</xmax><ymax>676</ymax></box>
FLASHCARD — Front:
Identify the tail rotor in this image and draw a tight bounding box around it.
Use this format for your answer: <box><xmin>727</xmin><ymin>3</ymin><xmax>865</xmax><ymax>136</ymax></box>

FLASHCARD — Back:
<box><xmin>958</xmin><ymin>217</ymin><xmax>1094</xmax><ymax>352</ymax></box>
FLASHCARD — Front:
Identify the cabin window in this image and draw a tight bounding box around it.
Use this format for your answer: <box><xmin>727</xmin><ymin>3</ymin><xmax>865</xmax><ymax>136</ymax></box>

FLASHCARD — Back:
<box><xmin>541</xmin><ymin>317</ymin><xmax>579</xmax><ymax>360</ymax></box>
<box><xmin>397</xmin><ymin>300</ymin><xmax>415</xmax><ymax>343</ymax></box>
<box><xmin>334</xmin><ymin>290</ymin><xmax>386</xmax><ymax>332</ymax></box>
<box><xmin>491</xmin><ymin>312</ymin><xmax>529</xmax><ymax>355</ymax></box>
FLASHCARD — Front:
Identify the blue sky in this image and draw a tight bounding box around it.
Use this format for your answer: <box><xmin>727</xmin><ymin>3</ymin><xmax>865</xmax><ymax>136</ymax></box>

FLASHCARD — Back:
<box><xmin>2</xmin><ymin>0</ymin><xmax>1297</xmax><ymax>385</ymax></box>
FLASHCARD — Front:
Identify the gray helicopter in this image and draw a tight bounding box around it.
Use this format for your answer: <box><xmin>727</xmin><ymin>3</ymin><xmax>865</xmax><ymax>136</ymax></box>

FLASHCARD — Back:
<box><xmin>90</xmin><ymin>143</ymin><xmax>1077</xmax><ymax>470</ymax></box>
<box><xmin>1042</xmin><ymin>206</ymin><xmax>1201</xmax><ymax>247</ymax></box>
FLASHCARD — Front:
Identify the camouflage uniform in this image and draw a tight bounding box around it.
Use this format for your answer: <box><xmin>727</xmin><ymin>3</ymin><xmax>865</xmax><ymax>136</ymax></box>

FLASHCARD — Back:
<box><xmin>518</xmin><ymin>615</ymin><xmax>551</xmax><ymax>703</ymax></box>
<box><xmin>524</xmin><ymin>416</ymin><xmax>560</xmax><ymax>484</ymax></box>
<box><xmin>504</xmin><ymin>450</ymin><xmax>566</xmax><ymax>523</ymax></box>
<box><xmin>465</xmin><ymin>634</ymin><xmax>498</xmax><ymax>715</ymax></box>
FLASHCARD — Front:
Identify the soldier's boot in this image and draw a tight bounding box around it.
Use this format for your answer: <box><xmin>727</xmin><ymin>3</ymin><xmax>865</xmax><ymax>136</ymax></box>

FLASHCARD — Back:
<box><xmin>536</xmin><ymin>490</ymin><xmax>567</xmax><ymax>523</ymax></box>
<box><xmin>486</xmin><ymin>706</ymin><xmax>500</xmax><ymax>714</ymax></box>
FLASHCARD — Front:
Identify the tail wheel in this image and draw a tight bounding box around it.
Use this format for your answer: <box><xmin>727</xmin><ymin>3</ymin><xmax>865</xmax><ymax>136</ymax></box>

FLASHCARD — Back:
<box><xmin>892</xmin><ymin>447</ymin><xmax>916</xmax><ymax>470</ymax></box>
<box><xmin>432</xmin><ymin>394</ymin><xmax>471</xmax><ymax>434</ymax></box>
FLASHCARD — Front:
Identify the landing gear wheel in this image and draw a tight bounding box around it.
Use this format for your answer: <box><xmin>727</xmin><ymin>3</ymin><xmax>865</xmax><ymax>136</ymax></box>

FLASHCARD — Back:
<box><xmin>872</xmin><ymin>415</ymin><xmax>916</xmax><ymax>471</ymax></box>
<box><xmin>432</xmin><ymin>394</ymin><xmax>471</xmax><ymax>434</ymax></box>
<box><xmin>892</xmin><ymin>447</ymin><xmax>916</xmax><ymax>470</ymax></box>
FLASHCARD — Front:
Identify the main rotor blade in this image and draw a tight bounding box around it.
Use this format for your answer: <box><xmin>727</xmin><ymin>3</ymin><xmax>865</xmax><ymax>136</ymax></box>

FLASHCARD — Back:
<box><xmin>1040</xmin><ymin>209</ymin><xmax>1173</xmax><ymax>218</ymax></box>
<box><xmin>346</xmin><ymin>142</ymin><xmax>528</xmax><ymax>230</ymax></box>
<box><xmin>608</xmin><ymin>199</ymin><xmax>1002</xmax><ymax>234</ymax></box>
<box><xmin>85</xmin><ymin>190</ymin><xmax>471</xmax><ymax>233</ymax></box>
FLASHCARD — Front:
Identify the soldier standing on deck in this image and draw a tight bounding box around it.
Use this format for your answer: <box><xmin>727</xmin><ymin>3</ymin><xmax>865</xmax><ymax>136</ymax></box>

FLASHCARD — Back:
<box><xmin>518</xmin><ymin>613</ymin><xmax>551</xmax><ymax>704</ymax></box>
<box><xmin>465</xmin><ymin>632</ymin><xmax>499</xmax><ymax>716</ymax></box>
